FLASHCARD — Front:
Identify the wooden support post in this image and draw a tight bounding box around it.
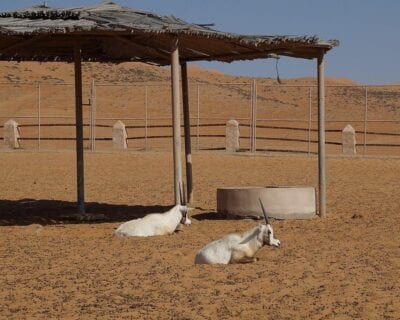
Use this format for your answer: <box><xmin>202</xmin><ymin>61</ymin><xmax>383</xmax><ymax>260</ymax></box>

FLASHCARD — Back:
<box><xmin>317</xmin><ymin>51</ymin><xmax>326</xmax><ymax>217</ymax></box>
<box><xmin>171</xmin><ymin>37</ymin><xmax>183</xmax><ymax>205</ymax></box>
<box><xmin>181</xmin><ymin>62</ymin><xmax>193</xmax><ymax>203</ymax></box>
<box><xmin>74</xmin><ymin>43</ymin><xmax>85</xmax><ymax>214</ymax></box>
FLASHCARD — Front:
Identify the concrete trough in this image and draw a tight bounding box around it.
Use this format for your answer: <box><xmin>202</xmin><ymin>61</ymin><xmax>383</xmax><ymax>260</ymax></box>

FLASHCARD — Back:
<box><xmin>217</xmin><ymin>186</ymin><xmax>316</xmax><ymax>220</ymax></box>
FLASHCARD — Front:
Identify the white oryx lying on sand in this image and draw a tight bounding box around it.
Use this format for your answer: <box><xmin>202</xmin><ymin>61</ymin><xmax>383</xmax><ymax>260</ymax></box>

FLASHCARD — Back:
<box><xmin>113</xmin><ymin>186</ymin><xmax>191</xmax><ymax>237</ymax></box>
<box><xmin>195</xmin><ymin>199</ymin><xmax>280</xmax><ymax>264</ymax></box>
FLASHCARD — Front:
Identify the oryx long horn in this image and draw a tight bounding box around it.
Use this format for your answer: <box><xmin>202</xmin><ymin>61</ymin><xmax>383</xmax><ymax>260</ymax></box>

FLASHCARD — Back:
<box><xmin>179</xmin><ymin>182</ymin><xmax>184</xmax><ymax>206</ymax></box>
<box><xmin>179</xmin><ymin>182</ymin><xmax>186</xmax><ymax>206</ymax></box>
<box><xmin>259</xmin><ymin>198</ymin><xmax>270</xmax><ymax>225</ymax></box>
<box><xmin>182</xmin><ymin>182</ymin><xmax>187</xmax><ymax>205</ymax></box>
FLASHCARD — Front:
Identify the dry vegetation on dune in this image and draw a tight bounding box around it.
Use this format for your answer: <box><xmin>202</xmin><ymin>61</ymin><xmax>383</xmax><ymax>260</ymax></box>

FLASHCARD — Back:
<box><xmin>0</xmin><ymin>152</ymin><xmax>399</xmax><ymax>319</ymax></box>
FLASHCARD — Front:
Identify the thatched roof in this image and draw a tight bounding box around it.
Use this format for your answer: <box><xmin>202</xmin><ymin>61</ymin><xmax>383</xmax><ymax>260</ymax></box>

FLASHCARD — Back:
<box><xmin>0</xmin><ymin>1</ymin><xmax>338</xmax><ymax>64</ymax></box>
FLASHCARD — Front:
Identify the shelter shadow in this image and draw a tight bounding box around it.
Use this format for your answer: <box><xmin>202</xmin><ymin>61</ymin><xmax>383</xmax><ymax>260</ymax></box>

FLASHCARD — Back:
<box><xmin>191</xmin><ymin>211</ymin><xmax>261</xmax><ymax>221</ymax></box>
<box><xmin>0</xmin><ymin>199</ymin><xmax>171</xmax><ymax>226</ymax></box>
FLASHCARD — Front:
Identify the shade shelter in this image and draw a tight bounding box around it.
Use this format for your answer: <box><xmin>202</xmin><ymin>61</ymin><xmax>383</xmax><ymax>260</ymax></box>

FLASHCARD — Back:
<box><xmin>0</xmin><ymin>2</ymin><xmax>338</xmax><ymax>216</ymax></box>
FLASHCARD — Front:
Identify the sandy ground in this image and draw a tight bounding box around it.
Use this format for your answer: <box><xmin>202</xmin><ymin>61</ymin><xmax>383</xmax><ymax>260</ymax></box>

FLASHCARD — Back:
<box><xmin>0</xmin><ymin>151</ymin><xmax>399</xmax><ymax>319</ymax></box>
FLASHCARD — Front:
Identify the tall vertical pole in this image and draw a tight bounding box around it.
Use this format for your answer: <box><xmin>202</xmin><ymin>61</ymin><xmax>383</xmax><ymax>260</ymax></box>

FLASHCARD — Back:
<box><xmin>74</xmin><ymin>42</ymin><xmax>85</xmax><ymax>214</ymax></box>
<box><xmin>197</xmin><ymin>84</ymin><xmax>200</xmax><ymax>150</ymax></box>
<box><xmin>253</xmin><ymin>79</ymin><xmax>257</xmax><ymax>152</ymax></box>
<box><xmin>317</xmin><ymin>51</ymin><xmax>326</xmax><ymax>217</ymax></box>
<box><xmin>38</xmin><ymin>84</ymin><xmax>41</xmax><ymax>150</ymax></box>
<box><xmin>89</xmin><ymin>81</ymin><xmax>93</xmax><ymax>150</ymax></box>
<box><xmin>145</xmin><ymin>85</ymin><xmax>148</xmax><ymax>150</ymax></box>
<box><xmin>250</xmin><ymin>81</ymin><xmax>254</xmax><ymax>151</ymax></box>
<box><xmin>181</xmin><ymin>62</ymin><xmax>193</xmax><ymax>203</ymax></box>
<box><xmin>308</xmin><ymin>87</ymin><xmax>312</xmax><ymax>156</ymax></box>
<box><xmin>364</xmin><ymin>86</ymin><xmax>368</xmax><ymax>155</ymax></box>
<box><xmin>89</xmin><ymin>79</ymin><xmax>96</xmax><ymax>151</ymax></box>
<box><xmin>171</xmin><ymin>37</ymin><xmax>183</xmax><ymax>205</ymax></box>
<box><xmin>92</xmin><ymin>79</ymin><xmax>96</xmax><ymax>151</ymax></box>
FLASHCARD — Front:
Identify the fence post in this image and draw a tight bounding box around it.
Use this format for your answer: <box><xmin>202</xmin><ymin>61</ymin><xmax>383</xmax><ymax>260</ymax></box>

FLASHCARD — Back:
<box><xmin>92</xmin><ymin>79</ymin><xmax>96</xmax><ymax>151</ymax></box>
<box><xmin>4</xmin><ymin>119</ymin><xmax>20</xmax><ymax>149</ymax></box>
<box><xmin>113</xmin><ymin>120</ymin><xmax>128</xmax><ymax>149</ymax></box>
<box><xmin>253</xmin><ymin>79</ymin><xmax>257</xmax><ymax>152</ymax></box>
<box><xmin>88</xmin><ymin>79</ymin><xmax>96</xmax><ymax>151</ymax></box>
<box><xmin>197</xmin><ymin>84</ymin><xmax>200</xmax><ymax>150</ymax></box>
<box><xmin>89</xmin><ymin>82</ymin><xmax>92</xmax><ymax>150</ymax></box>
<box><xmin>250</xmin><ymin>79</ymin><xmax>257</xmax><ymax>153</ymax></box>
<box><xmin>364</xmin><ymin>86</ymin><xmax>368</xmax><ymax>155</ymax></box>
<box><xmin>249</xmin><ymin>81</ymin><xmax>253</xmax><ymax>151</ymax></box>
<box><xmin>145</xmin><ymin>85</ymin><xmax>148</xmax><ymax>150</ymax></box>
<box><xmin>226</xmin><ymin>119</ymin><xmax>240</xmax><ymax>152</ymax></box>
<box><xmin>342</xmin><ymin>124</ymin><xmax>356</xmax><ymax>155</ymax></box>
<box><xmin>308</xmin><ymin>87</ymin><xmax>312</xmax><ymax>156</ymax></box>
<box><xmin>38</xmin><ymin>84</ymin><xmax>41</xmax><ymax>150</ymax></box>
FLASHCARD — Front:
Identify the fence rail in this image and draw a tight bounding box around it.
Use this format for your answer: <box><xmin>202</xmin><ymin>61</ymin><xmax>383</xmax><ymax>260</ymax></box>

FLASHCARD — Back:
<box><xmin>1</xmin><ymin>81</ymin><xmax>400</xmax><ymax>155</ymax></box>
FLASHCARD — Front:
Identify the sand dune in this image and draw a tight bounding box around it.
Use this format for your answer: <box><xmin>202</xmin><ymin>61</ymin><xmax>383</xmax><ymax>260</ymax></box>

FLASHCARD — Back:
<box><xmin>0</xmin><ymin>61</ymin><xmax>399</xmax><ymax>156</ymax></box>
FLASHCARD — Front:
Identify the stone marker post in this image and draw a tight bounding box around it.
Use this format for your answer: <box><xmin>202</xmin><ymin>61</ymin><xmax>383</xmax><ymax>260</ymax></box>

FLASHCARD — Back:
<box><xmin>226</xmin><ymin>119</ymin><xmax>239</xmax><ymax>152</ymax></box>
<box><xmin>342</xmin><ymin>124</ymin><xmax>356</xmax><ymax>155</ymax></box>
<box><xmin>113</xmin><ymin>120</ymin><xmax>128</xmax><ymax>149</ymax></box>
<box><xmin>4</xmin><ymin>119</ymin><xmax>20</xmax><ymax>149</ymax></box>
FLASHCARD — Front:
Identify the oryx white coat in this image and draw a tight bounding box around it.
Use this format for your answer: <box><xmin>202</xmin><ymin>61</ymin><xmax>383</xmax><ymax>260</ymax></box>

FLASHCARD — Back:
<box><xmin>114</xmin><ymin>205</ymin><xmax>191</xmax><ymax>237</ymax></box>
<box><xmin>195</xmin><ymin>224</ymin><xmax>280</xmax><ymax>264</ymax></box>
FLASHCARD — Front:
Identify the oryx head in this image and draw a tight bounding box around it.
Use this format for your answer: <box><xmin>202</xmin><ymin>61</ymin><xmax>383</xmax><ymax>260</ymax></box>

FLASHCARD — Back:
<box><xmin>179</xmin><ymin>183</ymin><xmax>191</xmax><ymax>225</ymax></box>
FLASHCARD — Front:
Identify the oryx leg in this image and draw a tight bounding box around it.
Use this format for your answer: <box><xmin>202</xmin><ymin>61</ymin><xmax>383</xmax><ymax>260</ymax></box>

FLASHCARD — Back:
<box><xmin>230</xmin><ymin>245</ymin><xmax>257</xmax><ymax>264</ymax></box>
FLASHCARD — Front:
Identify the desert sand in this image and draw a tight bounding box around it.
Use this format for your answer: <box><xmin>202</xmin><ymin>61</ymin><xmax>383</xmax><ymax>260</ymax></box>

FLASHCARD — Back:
<box><xmin>0</xmin><ymin>61</ymin><xmax>399</xmax><ymax>319</ymax></box>
<box><xmin>0</xmin><ymin>151</ymin><xmax>399</xmax><ymax>319</ymax></box>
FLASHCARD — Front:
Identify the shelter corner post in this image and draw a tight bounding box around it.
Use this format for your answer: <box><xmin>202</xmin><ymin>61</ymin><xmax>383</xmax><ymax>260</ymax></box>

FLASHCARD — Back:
<box><xmin>317</xmin><ymin>50</ymin><xmax>326</xmax><ymax>217</ymax></box>
<box><xmin>171</xmin><ymin>37</ymin><xmax>183</xmax><ymax>205</ymax></box>
<box><xmin>181</xmin><ymin>62</ymin><xmax>193</xmax><ymax>204</ymax></box>
<box><xmin>74</xmin><ymin>42</ymin><xmax>85</xmax><ymax>214</ymax></box>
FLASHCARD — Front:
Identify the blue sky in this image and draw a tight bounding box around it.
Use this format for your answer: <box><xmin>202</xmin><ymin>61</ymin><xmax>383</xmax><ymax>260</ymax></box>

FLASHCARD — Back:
<box><xmin>1</xmin><ymin>0</ymin><xmax>399</xmax><ymax>84</ymax></box>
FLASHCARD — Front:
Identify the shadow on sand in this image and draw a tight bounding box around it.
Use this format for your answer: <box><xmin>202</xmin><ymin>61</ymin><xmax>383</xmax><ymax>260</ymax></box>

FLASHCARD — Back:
<box><xmin>0</xmin><ymin>199</ymin><xmax>172</xmax><ymax>226</ymax></box>
<box><xmin>191</xmin><ymin>211</ymin><xmax>261</xmax><ymax>221</ymax></box>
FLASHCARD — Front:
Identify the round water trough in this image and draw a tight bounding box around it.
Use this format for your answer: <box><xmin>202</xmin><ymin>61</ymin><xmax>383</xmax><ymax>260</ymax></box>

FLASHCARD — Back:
<box><xmin>217</xmin><ymin>186</ymin><xmax>316</xmax><ymax>220</ymax></box>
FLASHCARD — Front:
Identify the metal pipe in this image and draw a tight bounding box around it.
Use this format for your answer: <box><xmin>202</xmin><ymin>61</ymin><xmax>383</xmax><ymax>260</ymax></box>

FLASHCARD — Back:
<box><xmin>197</xmin><ymin>84</ymin><xmax>200</xmax><ymax>150</ymax></box>
<box><xmin>181</xmin><ymin>62</ymin><xmax>193</xmax><ymax>203</ymax></box>
<box><xmin>249</xmin><ymin>81</ymin><xmax>253</xmax><ymax>151</ymax></box>
<box><xmin>93</xmin><ymin>81</ymin><xmax>96</xmax><ymax>150</ymax></box>
<box><xmin>364</xmin><ymin>86</ymin><xmax>368</xmax><ymax>155</ymax></box>
<box><xmin>89</xmin><ymin>81</ymin><xmax>93</xmax><ymax>150</ymax></box>
<box><xmin>90</xmin><ymin>79</ymin><xmax>96</xmax><ymax>151</ymax></box>
<box><xmin>308</xmin><ymin>87</ymin><xmax>312</xmax><ymax>156</ymax></box>
<box><xmin>145</xmin><ymin>85</ymin><xmax>148</xmax><ymax>150</ymax></box>
<box><xmin>38</xmin><ymin>84</ymin><xmax>41</xmax><ymax>150</ymax></box>
<box><xmin>317</xmin><ymin>51</ymin><xmax>326</xmax><ymax>217</ymax></box>
<box><xmin>255</xmin><ymin>81</ymin><xmax>258</xmax><ymax>152</ymax></box>
<box><xmin>170</xmin><ymin>37</ymin><xmax>183</xmax><ymax>205</ymax></box>
<box><xmin>74</xmin><ymin>42</ymin><xmax>85</xmax><ymax>214</ymax></box>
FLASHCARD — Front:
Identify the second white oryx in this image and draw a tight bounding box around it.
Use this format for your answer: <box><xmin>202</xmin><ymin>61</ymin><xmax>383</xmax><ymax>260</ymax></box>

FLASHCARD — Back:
<box><xmin>113</xmin><ymin>185</ymin><xmax>191</xmax><ymax>237</ymax></box>
<box><xmin>195</xmin><ymin>199</ymin><xmax>280</xmax><ymax>264</ymax></box>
